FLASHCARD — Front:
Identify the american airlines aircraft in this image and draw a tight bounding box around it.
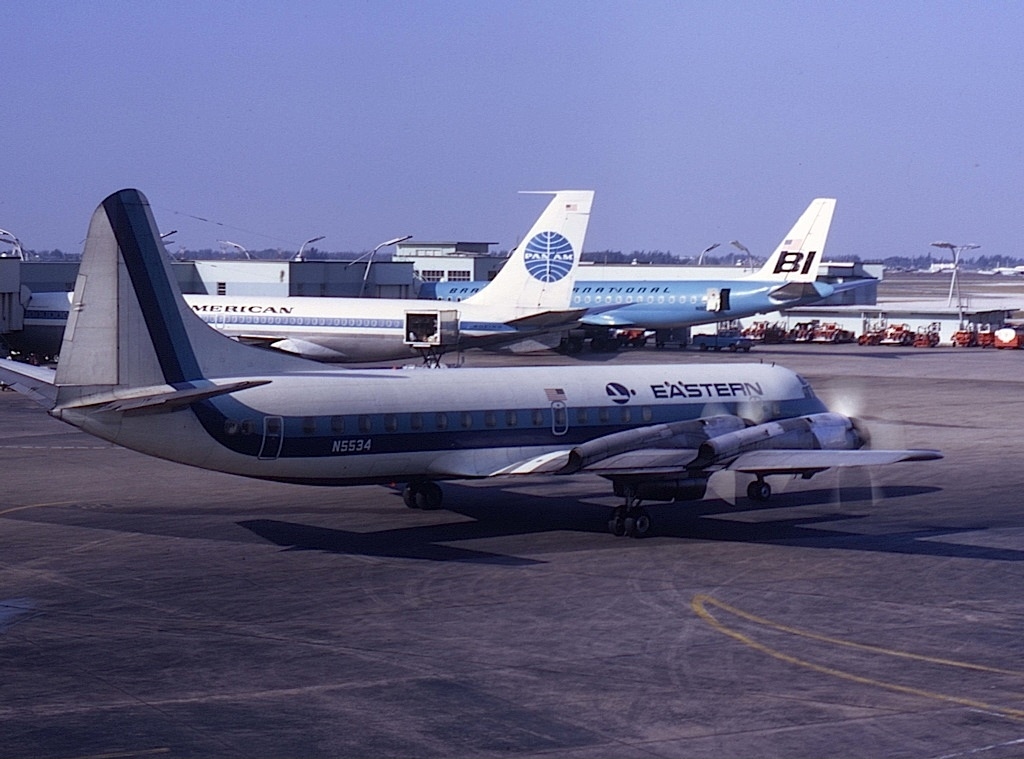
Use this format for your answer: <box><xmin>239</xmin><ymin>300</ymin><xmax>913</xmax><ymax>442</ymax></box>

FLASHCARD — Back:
<box><xmin>0</xmin><ymin>190</ymin><xmax>940</xmax><ymax>538</ymax></box>
<box><xmin>424</xmin><ymin>198</ymin><xmax>838</xmax><ymax>350</ymax></box>
<box><xmin>14</xmin><ymin>190</ymin><xmax>595</xmax><ymax>364</ymax></box>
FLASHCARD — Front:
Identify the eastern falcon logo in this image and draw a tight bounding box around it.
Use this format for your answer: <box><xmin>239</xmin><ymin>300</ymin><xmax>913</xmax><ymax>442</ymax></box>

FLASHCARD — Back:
<box><xmin>523</xmin><ymin>231</ymin><xmax>575</xmax><ymax>282</ymax></box>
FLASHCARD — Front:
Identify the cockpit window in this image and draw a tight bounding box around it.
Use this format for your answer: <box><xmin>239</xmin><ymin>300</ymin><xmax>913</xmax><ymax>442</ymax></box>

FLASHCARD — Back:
<box><xmin>797</xmin><ymin>374</ymin><xmax>817</xmax><ymax>399</ymax></box>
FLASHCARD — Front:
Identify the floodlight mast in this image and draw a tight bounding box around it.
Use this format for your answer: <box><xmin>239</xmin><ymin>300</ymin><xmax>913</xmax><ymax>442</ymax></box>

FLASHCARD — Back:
<box><xmin>931</xmin><ymin>240</ymin><xmax>980</xmax><ymax>322</ymax></box>
<box><xmin>697</xmin><ymin>242</ymin><xmax>720</xmax><ymax>265</ymax></box>
<box><xmin>347</xmin><ymin>234</ymin><xmax>413</xmax><ymax>297</ymax></box>
<box><xmin>218</xmin><ymin>240</ymin><xmax>251</xmax><ymax>259</ymax></box>
<box><xmin>295</xmin><ymin>235</ymin><xmax>326</xmax><ymax>262</ymax></box>
<box><xmin>0</xmin><ymin>228</ymin><xmax>24</xmax><ymax>258</ymax></box>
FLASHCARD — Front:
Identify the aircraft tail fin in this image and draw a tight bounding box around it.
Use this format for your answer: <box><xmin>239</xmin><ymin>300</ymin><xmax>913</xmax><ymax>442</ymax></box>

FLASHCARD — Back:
<box><xmin>462</xmin><ymin>190</ymin><xmax>593</xmax><ymax>312</ymax></box>
<box><xmin>55</xmin><ymin>189</ymin><xmax>311</xmax><ymax>393</ymax></box>
<box><xmin>754</xmin><ymin>198</ymin><xmax>836</xmax><ymax>282</ymax></box>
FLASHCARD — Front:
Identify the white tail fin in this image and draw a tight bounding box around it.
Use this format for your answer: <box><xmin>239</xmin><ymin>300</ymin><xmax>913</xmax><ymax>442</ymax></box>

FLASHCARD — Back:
<box><xmin>55</xmin><ymin>189</ymin><xmax>311</xmax><ymax>392</ymax></box>
<box><xmin>753</xmin><ymin>198</ymin><xmax>836</xmax><ymax>282</ymax></box>
<box><xmin>462</xmin><ymin>190</ymin><xmax>593</xmax><ymax>313</ymax></box>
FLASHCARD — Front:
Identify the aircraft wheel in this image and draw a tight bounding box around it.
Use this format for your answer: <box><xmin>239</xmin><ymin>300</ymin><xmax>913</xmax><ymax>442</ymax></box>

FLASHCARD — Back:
<box><xmin>608</xmin><ymin>507</ymin><xmax>627</xmax><ymax>536</ymax></box>
<box><xmin>630</xmin><ymin>509</ymin><xmax>651</xmax><ymax>538</ymax></box>
<box><xmin>405</xmin><ymin>481</ymin><xmax>443</xmax><ymax>510</ymax></box>
<box><xmin>747</xmin><ymin>480</ymin><xmax>771</xmax><ymax>502</ymax></box>
<box><xmin>415</xmin><ymin>481</ymin><xmax>443</xmax><ymax>510</ymax></box>
<box><xmin>563</xmin><ymin>338</ymin><xmax>583</xmax><ymax>355</ymax></box>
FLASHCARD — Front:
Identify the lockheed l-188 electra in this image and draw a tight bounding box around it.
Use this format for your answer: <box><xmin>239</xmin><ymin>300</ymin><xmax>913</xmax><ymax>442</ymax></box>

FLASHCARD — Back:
<box><xmin>0</xmin><ymin>189</ymin><xmax>940</xmax><ymax>538</ymax></box>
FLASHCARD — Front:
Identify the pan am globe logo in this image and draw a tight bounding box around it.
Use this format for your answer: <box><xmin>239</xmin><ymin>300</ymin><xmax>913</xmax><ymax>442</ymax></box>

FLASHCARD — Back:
<box><xmin>523</xmin><ymin>231</ymin><xmax>575</xmax><ymax>282</ymax></box>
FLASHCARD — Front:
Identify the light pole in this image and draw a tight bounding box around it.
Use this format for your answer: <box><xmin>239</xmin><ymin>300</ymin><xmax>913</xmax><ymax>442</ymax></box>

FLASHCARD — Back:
<box><xmin>0</xmin><ymin>227</ymin><xmax>24</xmax><ymax>258</ymax></box>
<box><xmin>295</xmin><ymin>235</ymin><xmax>325</xmax><ymax>262</ymax></box>
<box><xmin>697</xmin><ymin>242</ymin><xmax>720</xmax><ymax>265</ymax></box>
<box><xmin>218</xmin><ymin>240</ymin><xmax>251</xmax><ymax>259</ymax></box>
<box><xmin>931</xmin><ymin>240</ymin><xmax>980</xmax><ymax>315</ymax></box>
<box><xmin>348</xmin><ymin>234</ymin><xmax>413</xmax><ymax>297</ymax></box>
<box><xmin>729</xmin><ymin>240</ymin><xmax>752</xmax><ymax>269</ymax></box>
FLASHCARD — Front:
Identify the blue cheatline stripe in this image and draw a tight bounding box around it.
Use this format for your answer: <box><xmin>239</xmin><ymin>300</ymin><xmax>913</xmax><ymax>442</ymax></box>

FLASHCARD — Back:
<box><xmin>104</xmin><ymin>190</ymin><xmax>202</xmax><ymax>385</ymax></box>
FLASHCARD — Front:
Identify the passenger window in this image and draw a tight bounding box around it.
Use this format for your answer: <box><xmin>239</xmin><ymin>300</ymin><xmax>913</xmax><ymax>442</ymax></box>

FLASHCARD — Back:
<box><xmin>435</xmin><ymin>413</ymin><xmax>449</xmax><ymax>430</ymax></box>
<box><xmin>461</xmin><ymin>412</ymin><xmax>473</xmax><ymax>429</ymax></box>
<box><xmin>484</xmin><ymin>411</ymin><xmax>497</xmax><ymax>427</ymax></box>
<box><xmin>620</xmin><ymin>408</ymin><xmax>632</xmax><ymax>423</ymax></box>
<box><xmin>330</xmin><ymin>416</ymin><xmax>345</xmax><ymax>433</ymax></box>
<box><xmin>641</xmin><ymin>406</ymin><xmax>653</xmax><ymax>422</ymax></box>
<box><xmin>224</xmin><ymin>419</ymin><xmax>239</xmax><ymax>435</ymax></box>
<box><xmin>532</xmin><ymin>409</ymin><xmax>545</xmax><ymax>426</ymax></box>
<box><xmin>505</xmin><ymin>410</ymin><xmax>518</xmax><ymax>427</ymax></box>
<box><xmin>302</xmin><ymin>417</ymin><xmax>316</xmax><ymax>434</ymax></box>
<box><xmin>384</xmin><ymin>414</ymin><xmax>398</xmax><ymax>432</ymax></box>
<box><xmin>410</xmin><ymin>413</ymin><xmax>423</xmax><ymax>431</ymax></box>
<box><xmin>599</xmin><ymin>407</ymin><xmax>610</xmax><ymax>423</ymax></box>
<box><xmin>358</xmin><ymin>415</ymin><xmax>372</xmax><ymax>433</ymax></box>
<box><xmin>576</xmin><ymin>408</ymin><xmax>588</xmax><ymax>424</ymax></box>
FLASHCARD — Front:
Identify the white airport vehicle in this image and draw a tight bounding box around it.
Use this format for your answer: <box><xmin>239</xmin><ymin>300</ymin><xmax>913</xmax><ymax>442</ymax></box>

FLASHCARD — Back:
<box><xmin>0</xmin><ymin>190</ymin><xmax>941</xmax><ymax>537</ymax></box>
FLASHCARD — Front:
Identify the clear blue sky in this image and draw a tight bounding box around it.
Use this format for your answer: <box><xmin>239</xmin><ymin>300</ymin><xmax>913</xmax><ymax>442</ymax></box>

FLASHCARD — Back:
<box><xmin>3</xmin><ymin>1</ymin><xmax>1021</xmax><ymax>261</ymax></box>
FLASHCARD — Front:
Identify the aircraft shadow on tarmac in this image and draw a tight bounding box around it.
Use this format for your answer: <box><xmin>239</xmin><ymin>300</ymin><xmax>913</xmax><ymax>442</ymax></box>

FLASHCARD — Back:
<box><xmin>238</xmin><ymin>482</ymin><xmax>1024</xmax><ymax>565</ymax></box>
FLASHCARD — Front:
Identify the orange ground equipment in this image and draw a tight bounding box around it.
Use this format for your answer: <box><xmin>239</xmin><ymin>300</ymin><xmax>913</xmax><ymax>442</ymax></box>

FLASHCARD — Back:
<box><xmin>913</xmin><ymin>322</ymin><xmax>942</xmax><ymax>348</ymax></box>
<box><xmin>994</xmin><ymin>327</ymin><xmax>1024</xmax><ymax>349</ymax></box>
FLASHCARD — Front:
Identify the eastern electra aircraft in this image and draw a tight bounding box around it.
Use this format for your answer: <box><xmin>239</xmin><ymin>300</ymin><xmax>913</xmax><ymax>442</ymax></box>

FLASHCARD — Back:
<box><xmin>13</xmin><ymin>191</ymin><xmax>595</xmax><ymax>364</ymax></box>
<box><xmin>422</xmin><ymin>198</ymin><xmax>838</xmax><ymax>349</ymax></box>
<box><xmin>0</xmin><ymin>190</ymin><xmax>941</xmax><ymax>538</ymax></box>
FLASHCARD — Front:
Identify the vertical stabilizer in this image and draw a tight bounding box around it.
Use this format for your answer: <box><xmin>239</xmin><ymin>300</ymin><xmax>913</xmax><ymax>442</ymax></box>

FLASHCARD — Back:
<box><xmin>754</xmin><ymin>198</ymin><xmax>836</xmax><ymax>282</ymax></box>
<box><xmin>463</xmin><ymin>190</ymin><xmax>593</xmax><ymax>313</ymax></box>
<box><xmin>55</xmin><ymin>189</ymin><xmax>314</xmax><ymax>392</ymax></box>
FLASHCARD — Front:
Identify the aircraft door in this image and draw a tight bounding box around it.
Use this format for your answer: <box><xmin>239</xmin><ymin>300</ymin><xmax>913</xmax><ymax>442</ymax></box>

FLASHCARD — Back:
<box><xmin>550</xmin><ymin>401</ymin><xmax>569</xmax><ymax>436</ymax></box>
<box><xmin>258</xmin><ymin>415</ymin><xmax>284</xmax><ymax>460</ymax></box>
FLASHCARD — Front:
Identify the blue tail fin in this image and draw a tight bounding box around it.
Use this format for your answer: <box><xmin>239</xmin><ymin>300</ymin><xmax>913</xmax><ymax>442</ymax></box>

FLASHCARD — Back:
<box><xmin>56</xmin><ymin>189</ymin><xmax>310</xmax><ymax>390</ymax></box>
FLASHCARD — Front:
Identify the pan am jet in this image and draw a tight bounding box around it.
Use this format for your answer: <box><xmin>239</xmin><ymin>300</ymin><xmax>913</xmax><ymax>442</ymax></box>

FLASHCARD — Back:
<box><xmin>425</xmin><ymin>198</ymin><xmax>838</xmax><ymax>350</ymax></box>
<box><xmin>0</xmin><ymin>190</ymin><xmax>940</xmax><ymax>538</ymax></box>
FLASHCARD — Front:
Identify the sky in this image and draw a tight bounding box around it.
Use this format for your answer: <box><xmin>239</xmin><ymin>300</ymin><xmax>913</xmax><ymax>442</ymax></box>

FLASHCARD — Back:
<box><xmin>2</xmin><ymin>1</ymin><xmax>1021</xmax><ymax>262</ymax></box>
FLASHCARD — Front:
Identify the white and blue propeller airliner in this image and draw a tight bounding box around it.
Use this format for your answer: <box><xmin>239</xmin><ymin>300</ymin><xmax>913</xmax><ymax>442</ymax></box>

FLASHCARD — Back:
<box><xmin>0</xmin><ymin>190</ymin><xmax>941</xmax><ymax>538</ymax></box>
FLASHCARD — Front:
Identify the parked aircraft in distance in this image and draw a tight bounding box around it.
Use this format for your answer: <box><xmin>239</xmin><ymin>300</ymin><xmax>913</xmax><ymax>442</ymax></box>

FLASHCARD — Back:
<box><xmin>424</xmin><ymin>199</ymin><xmax>837</xmax><ymax>351</ymax></box>
<box><xmin>0</xmin><ymin>190</ymin><xmax>940</xmax><ymax>538</ymax></box>
<box><xmin>13</xmin><ymin>191</ymin><xmax>594</xmax><ymax>364</ymax></box>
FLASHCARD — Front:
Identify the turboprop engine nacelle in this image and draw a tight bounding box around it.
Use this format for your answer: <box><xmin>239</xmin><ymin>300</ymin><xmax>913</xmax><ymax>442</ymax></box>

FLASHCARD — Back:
<box><xmin>691</xmin><ymin>412</ymin><xmax>862</xmax><ymax>469</ymax></box>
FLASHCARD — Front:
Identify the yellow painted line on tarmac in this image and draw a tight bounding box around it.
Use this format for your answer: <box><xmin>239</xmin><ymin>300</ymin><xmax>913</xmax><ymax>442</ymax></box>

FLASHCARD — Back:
<box><xmin>692</xmin><ymin>594</ymin><xmax>1024</xmax><ymax>721</ymax></box>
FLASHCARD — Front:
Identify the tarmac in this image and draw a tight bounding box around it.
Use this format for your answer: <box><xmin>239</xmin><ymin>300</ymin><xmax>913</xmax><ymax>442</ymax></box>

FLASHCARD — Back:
<box><xmin>3</xmin><ymin>343</ymin><xmax>1024</xmax><ymax>758</ymax></box>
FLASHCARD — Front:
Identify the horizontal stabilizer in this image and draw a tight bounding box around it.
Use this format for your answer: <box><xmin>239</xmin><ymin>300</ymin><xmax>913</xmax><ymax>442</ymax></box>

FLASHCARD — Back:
<box><xmin>0</xmin><ymin>359</ymin><xmax>57</xmax><ymax>406</ymax></box>
<box><xmin>506</xmin><ymin>308</ymin><xmax>589</xmax><ymax>330</ymax></box>
<box><xmin>729</xmin><ymin>448</ymin><xmax>943</xmax><ymax>475</ymax></box>
<box><xmin>90</xmin><ymin>380</ymin><xmax>271</xmax><ymax>415</ymax></box>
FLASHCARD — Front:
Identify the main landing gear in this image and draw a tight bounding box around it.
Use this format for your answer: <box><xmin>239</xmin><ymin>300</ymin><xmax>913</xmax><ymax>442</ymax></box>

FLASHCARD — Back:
<box><xmin>747</xmin><ymin>477</ymin><xmax>772</xmax><ymax>502</ymax></box>
<box><xmin>608</xmin><ymin>490</ymin><xmax>652</xmax><ymax>539</ymax></box>
<box><xmin>402</xmin><ymin>480</ymin><xmax>443</xmax><ymax>510</ymax></box>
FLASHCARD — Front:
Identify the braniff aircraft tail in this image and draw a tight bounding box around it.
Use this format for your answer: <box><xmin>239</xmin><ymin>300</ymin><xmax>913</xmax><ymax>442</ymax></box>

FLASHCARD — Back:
<box><xmin>752</xmin><ymin>197</ymin><xmax>836</xmax><ymax>283</ymax></box>
<box><xmin>53</xmin><ymin>189</ymin><xmax>314</xmax><ymax>399</ymax></box>
<box><xmin>462</xmin><ymin>190</ymin><xmax>593</xmax><ymax>314</ymax></box>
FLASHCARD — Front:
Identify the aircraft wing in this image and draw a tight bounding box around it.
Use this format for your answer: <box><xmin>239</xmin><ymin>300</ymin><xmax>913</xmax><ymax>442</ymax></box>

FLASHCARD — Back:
<box><xmin>728</xmin><ymin>448</ymin><xmax>943</xmax><ymax>475</ymax></box>
<box><xmin>0</xmin><ymin>359</ymin><xmax>57</xmax><ymax>407</ymax></box>
<box><xmin>578</xmin><ymin>310</ymin><xmax>639</xmax><ymax>327</ymax></box>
